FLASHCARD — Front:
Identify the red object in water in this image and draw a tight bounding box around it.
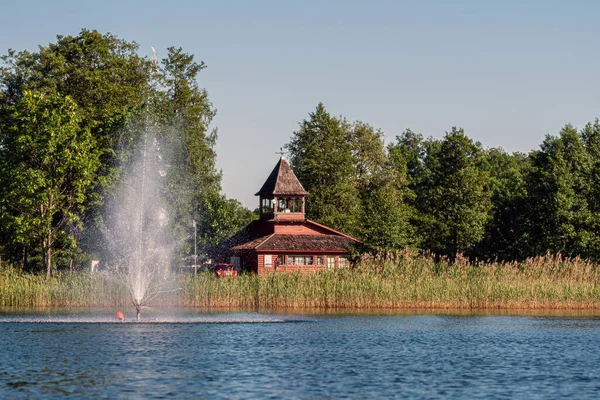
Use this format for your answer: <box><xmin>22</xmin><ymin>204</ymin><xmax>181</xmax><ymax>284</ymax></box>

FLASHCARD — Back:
<box><xmin>115</xmin><ymin>311</ymin><xmax>125</xmax><ymax>320</ymax></box>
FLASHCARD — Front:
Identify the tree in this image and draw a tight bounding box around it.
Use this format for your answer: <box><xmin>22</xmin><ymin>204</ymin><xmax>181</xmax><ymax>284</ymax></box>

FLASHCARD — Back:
<box><xmin>526</xmin><ymin>124</ymin><xmax>599</xmax><ymax>259</ymax></box>
<box><xmin>0</xmin><ymin>29</ymin><xmax>153</xmax><ymax>149</ymax></box>
<box><xmin>386</xmin><ymin>129</ymin><xmax>427</xmax><ymax>248</ymax></box>
<box><xmin>198</xmin><ymin>193</ymin><xmax>257</xmax><ymax>260</ymax></box>
<box><xmin>286</xmin><ymin>103</ymin><xmax>361</xmax><ymax>236</ymax></box>
<box><xmin>475</xmin><ymin>148</ymin><xmax>531</xmax><ymax>261</ymax></box>
<box><xmin>355</xmin><ymin>127</ymin><xmax>419</xmax><ymax>249</ymax></box>
<box><xmin>0</xmin><ymin>91</ymin><xmax>99</xmax><ymax>276</ymax></box>
<box><xmin>151</xmin><ymin>47</ymin><xmax>222</xmax><ymax>257</ymax></box>
<box><xmin>0</xmin><ymin>29</ymin><xmax>155</xmax><ymax>264</ymax></box>
<box><xmin>417</xmin><ymin>128</ymin><xmax>492</xmax><ymax>260</ymax></box>
<box><xmin>580</xmin><ymin>119</ymin><xmax>600</xmax><ymax>260</ymax></box>
<box><xmin>0</xmin><ymin>31</ymin><xmax>232</xmax><ymax>268</ymax></box>
<box><xmin>359</xmin><ymin>165</ymin><xmax>417</xmax><ymax>249</ymax></box>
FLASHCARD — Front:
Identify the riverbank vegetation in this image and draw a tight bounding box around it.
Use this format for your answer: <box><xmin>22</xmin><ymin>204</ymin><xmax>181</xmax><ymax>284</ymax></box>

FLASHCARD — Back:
<box><xmin>2</xmin><ymin>253</ymin><xmax>600</xmax><ymax>310</ymax></box>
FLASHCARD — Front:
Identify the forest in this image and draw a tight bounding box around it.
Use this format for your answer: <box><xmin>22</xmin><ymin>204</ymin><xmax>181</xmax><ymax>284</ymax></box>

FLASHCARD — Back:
<box><xmin>1</xmin><ymin>30</ymin><xmax>599</xmax><ymax>276</ymax></box>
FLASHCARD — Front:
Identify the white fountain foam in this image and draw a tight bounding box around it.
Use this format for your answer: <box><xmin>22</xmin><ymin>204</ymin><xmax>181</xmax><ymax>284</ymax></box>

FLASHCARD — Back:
<box><xmin>103</xmin><ymin>124</ymin><xmax>178</xmax><ymax>320</ymax></box>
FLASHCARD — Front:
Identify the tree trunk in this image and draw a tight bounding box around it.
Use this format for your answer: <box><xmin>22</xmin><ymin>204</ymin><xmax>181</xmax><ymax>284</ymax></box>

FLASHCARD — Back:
<box><xmin>20</xmin><ymin>246</ymin><xmax>26</xmax><ymax>274</ymax></box>
<box><xmin>451</xmin><ymin>229</ymin><xmax>458</xmax><ymax>264</ymax></box>
<box><xmin>69</xmin><ymin>258</ymin><xmax>73</xmax><ymax>275</ymax></box>
<box><xmin>46</xmin><ymin>229</ymin><xmax>53</xmax><ymax>278</ymax></box>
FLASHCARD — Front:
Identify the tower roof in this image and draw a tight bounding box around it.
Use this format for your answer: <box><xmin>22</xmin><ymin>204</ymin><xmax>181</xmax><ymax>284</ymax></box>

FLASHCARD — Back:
<box><xmin>255</xmin><ymin>156</ymin><xmax>308</xmax><ymax>196</ymax></box>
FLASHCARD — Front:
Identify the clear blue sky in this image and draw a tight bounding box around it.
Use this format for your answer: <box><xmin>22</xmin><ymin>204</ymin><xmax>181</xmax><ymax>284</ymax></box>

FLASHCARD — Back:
<box><xmin>2</xmin><ymin>0</ymin><xmax>599</xmax><ymax>208</ymax></box>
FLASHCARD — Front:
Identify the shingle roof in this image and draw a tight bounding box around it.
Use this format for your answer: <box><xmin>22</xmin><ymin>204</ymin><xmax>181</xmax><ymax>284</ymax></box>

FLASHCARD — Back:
<box><xmin>232</xmin><ymin>234</ymin><xmax>355</xmax><ymax>252</ymax></box>
<box><xmin>255</xmin><ymin>156</ymin><xmax>308</xmax><ymax>196</ymax></box>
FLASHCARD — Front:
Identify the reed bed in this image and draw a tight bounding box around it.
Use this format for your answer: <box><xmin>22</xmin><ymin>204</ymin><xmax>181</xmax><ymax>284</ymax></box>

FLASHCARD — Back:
<box><xmin>181</xmin><ymin>253</ymin><xmax>600</xmax><ymax>310</ymax></box>
<box><xmin>2</xmin><ymin>253</ymin><xmax>600</xmax><ymax>310</ymax></box>
<box><xmin>0</xmin><ymin>270</ymin><xmax>128</xmax><ymax>308</ymax></box>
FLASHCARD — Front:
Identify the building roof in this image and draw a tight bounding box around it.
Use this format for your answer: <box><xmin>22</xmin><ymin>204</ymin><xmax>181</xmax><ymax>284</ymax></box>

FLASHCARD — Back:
<box><xmin>255</xmin><ymin>156</ymin><xmax>308</xmax><ymax>196</ymax></box>
<box><xmin>232</xmin><ymin>234</ymin><xmax>356</xmax><ymax>252</ymax></box>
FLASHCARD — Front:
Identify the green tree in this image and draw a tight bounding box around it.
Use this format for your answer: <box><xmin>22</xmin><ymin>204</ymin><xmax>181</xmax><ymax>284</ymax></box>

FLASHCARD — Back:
<box><xmin>580</xmin><ymin>119</ymin><xmax>600</xmax><ymax>259</ymax></box>
<box><xmin>359</xmin><ymin>164</ymin><xmax>417</xmax><ymax>249</ymax></box>
<box><xmin>417</xmin><ymin>128</ymin><xmax>492</xmax><ymax>260</ymax></box>
<box><xmin>198</xmin><ymin>193</ymin><xmax>258</xmax><ymax>260</ymax></box>
<box><xmin>286</xmin><ymin>103</ymin><xmax>361</xmax><ymax>236</ymax></box>
<box><xmin>0</xmin><ymin>29</ymin><xmax>153</xmax><ymax>148</ymax></box>
<box><xmin>152</xmin><ymin>47</ymin><xmax>222</xmax><ymax>258</ymax></box>
<box><xmin>0</xmin><ymin>91</ymin><xmax>99</xmax><ymax>276</ymax></box>
<box><xmin>527</xmin><ymin>124</ymin><xmax>599</xmax><ymax>259</ymax></box>
<box><xmin>0</xmin><ymin>29</ymin><xmax>155</xmax><ymax>263</ymax></box>
<box><xmin>386</xmin><ymin>129</ymin><xmax>427</xmax><ymax>248</ymax></box>
<box><xmin>354</xmin><ymin>126</ymin><xmax>419</xmax><ymax>249</ymax></box>
<box><xmin>0</xmin><ymin>31</ymin><xmax>233</xmax><ymax>268</ymax></box>
<box><xmin>351</xmin><ymin>121</ymin><xmax>387</xmax><ymax>187</ymax></box>
<box><xmin>475</xmin><ymin>148</ymin><xmax>531</xmax><ymax>261</ymax></box>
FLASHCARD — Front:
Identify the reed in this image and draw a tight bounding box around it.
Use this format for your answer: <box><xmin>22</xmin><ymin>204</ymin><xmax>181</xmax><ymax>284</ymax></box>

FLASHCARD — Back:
<box><xmin>0</xmin><ymin>269</ymin><xmax>128</xmax><ymax>308</ymax></box>
<box><xmin>2</xmin><ymin>253</ymin><xmax>600</xmax><ymax>310</ymax></box>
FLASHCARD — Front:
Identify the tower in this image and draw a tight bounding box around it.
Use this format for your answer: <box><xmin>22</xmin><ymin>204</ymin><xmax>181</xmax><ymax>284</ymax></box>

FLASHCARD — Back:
<box><xmin>255</xmin><ymin>156</ymin><xmax>308</xmax><ymax>222</ymax></box>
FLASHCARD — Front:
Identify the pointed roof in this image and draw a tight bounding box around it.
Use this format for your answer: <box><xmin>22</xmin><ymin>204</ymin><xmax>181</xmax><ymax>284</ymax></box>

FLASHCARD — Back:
<box><xmin>255</xmin><ymin>156</ymin><xmax>308</xmax><ymax>196</ymax></box>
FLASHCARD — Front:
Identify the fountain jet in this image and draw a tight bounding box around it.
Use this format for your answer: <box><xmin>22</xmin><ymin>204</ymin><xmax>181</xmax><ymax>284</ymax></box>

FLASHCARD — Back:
<box><xmin>104</xmin><ymin>121</ymin><xmax>179</xmax><ymax>321</ymax></box>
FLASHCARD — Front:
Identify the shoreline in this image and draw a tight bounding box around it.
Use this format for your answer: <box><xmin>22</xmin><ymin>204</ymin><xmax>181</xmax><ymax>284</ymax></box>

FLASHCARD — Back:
<box><xmin>2</xmin><ymin>305</ymin><xmax>600</xmax><ymax>316</ymax></box>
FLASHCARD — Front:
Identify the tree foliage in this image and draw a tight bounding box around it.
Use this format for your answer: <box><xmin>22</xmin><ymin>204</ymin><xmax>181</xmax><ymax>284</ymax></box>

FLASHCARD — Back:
<box><xmin>286</xmin><ymin>103</ymin><xmax>361</xmax><ymax>236</ymax></box>
<box><xmin>416</xmin><ymin>129</ymin><xmax>492</xmax><ymax>259</ymax></box>
<box><xmin>526</xmin><ymin>124</ymin><xmax>600</xmax><ymax>259</ymax></box>
<box><xmin>2</xmin><ymin>31</ymin><xmax>600</xmax><ymax>271</ymax></box>
<box><xmin>0</xmin><ymin>91</ymin><xmax>99</xmax><ymax>275</ymax></box>
<box><xmin>0</xmin><ymin>30</ymin><xmax>253</xmax><ymax>271</ymax></box>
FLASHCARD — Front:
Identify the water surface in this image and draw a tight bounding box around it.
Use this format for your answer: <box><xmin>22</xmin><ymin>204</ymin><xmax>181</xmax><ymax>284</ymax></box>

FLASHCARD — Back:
<box><xmin>1</xmin><ymin>309</ymin><xmax>600</xmax><ymax>398</ymax></box>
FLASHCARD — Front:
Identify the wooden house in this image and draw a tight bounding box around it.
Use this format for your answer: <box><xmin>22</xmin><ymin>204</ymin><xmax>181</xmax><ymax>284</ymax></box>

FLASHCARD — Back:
<box><xmin>218</xmin><ymin>156</ymin><xmax>359</xmax><ymax>274</ymax></box>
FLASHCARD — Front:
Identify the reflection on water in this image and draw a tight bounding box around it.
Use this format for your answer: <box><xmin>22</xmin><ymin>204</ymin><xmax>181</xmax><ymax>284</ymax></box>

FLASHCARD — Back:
<box><xmin>2</xmin><ymin>309</ymin><xmax>600</xmax><ymax>398</ymax></box>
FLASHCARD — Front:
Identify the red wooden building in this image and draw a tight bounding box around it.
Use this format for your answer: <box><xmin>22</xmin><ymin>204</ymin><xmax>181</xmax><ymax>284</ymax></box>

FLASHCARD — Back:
<box><xmin>218</xmin><ymin>156</ymin><xmax>359</xmax><ymax>274</ymax></box>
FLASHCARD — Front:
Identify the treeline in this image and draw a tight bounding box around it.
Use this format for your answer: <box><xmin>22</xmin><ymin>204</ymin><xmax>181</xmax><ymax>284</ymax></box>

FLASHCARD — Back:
<box><xmin>1</xmin><ymin>30</ymin><xmax>598</xmax><ymax>275</ymax></box>
<box><xmin>0</xmin><ymin>30</ymin><xmax>255</xmax><ymax>275</ymax></box>
<box><xmin>286</xmin><ymin>103</ymin><xmax>600</xmax><ymax>262</ymax></box>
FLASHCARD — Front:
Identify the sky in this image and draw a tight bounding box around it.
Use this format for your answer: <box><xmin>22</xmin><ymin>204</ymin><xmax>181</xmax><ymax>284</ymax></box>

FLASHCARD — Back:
<box><xmin>1</xmin><ymin>0</ymin><xmax>599</xmax><ymax>208</ymax></box>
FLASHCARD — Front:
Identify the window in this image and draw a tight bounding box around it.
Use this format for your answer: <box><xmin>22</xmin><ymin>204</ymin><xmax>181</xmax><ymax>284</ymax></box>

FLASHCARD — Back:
<box><xmin>261</xmin><ymin>198</ymin><xmax>273</xmax><ymax>214</ymax></box>
<box><xmin>264</xmin><ymin>255</ymin><xmax>272</xmax><ymax>268</ymax></box>
<box><xmin>290</xmin><ymin>198</ymin><xmax>302</xmax><ymax>213</ymax></box>
<box><xmin>276</xmin><ymin>198</ymin><xmax>302</xmax><ymax>213</ymax></box>
<box><xmin>278</xmin><ymin>199</ymin><xmax>286</xmax><ymax>212</ymax></box>
<box><xmin>338</xmin><ymin>257</ymin><xmax>350</xmax><ymax>269</ymax></box>
<box><xmin>288</xmin><ymin>256</ymin><xmax>304</xmax><ymax>266</ymax></box>
<box><xmin>285</xmin><ymin>255</ymin><xmax>314</xmax><ymax>266</ymax></box>
<box><xmin>276</xmin><ymin>255</ymin><xmax>285</xmax><ymax>266</ymax></box>
<box><xmin>316</xmin><ymin>256</ymin><xmax>324</xmax><ymax>266</ymax></box>
<box><xmin>327</xmin><ymin>256</ymin><xmax>336</xmax><ymax>270</ymax></box>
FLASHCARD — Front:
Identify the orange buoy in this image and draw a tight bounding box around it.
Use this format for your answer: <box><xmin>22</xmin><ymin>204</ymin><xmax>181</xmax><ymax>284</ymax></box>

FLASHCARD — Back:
<box><xmin>115</xmin><ymin>311</ymin><xmax>125</xmax><ymax>320</ymax></box>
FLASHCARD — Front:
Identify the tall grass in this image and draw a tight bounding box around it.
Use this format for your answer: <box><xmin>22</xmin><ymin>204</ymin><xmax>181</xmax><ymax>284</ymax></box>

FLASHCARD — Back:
<box><xmin>181</xmin><ymin>252</ymin><xmax>600</xmax><ymax>310</ymax></box>
<box><xmin>0</xmin><ymin>269</ymin><xmax>128</xmax><ymax>308</ymax></box>
<box><xmin>2</xmin><ymin>253</ymin><xmax>600</xmax><ymax>310</ymax></box>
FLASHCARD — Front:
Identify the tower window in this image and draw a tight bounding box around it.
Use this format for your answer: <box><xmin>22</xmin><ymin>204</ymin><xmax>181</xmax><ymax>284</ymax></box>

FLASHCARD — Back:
<box><xmin>261</xmin><ymin>198</ymin><xmax>274</xmax><ymax>214</ymax></box>
<box><xmin>277</xmin><ymin>198</ymin><xmax>302</xmax><ymax>213</ymax></box>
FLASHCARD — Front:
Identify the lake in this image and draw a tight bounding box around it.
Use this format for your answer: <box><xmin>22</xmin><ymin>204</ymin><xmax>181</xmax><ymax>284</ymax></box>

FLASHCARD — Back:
<box><xmin>1</xmin><ymin>309</ymin><xmax>600</xmax><ymax>398</ymax></box>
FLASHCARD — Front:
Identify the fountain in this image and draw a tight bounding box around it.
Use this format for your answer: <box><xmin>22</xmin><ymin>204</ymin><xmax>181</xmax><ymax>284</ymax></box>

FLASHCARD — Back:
<box><xmin>104</xmin><ymin>122</ymin><xmax>178</xmax><ymax>321</ymax></box>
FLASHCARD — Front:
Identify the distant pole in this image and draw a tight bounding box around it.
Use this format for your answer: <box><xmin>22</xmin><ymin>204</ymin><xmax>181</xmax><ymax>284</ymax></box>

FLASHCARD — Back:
<box><xmin>193</xmin><ymin>220</ymin><xmax>197</xmax><ymax>275</ymax></box>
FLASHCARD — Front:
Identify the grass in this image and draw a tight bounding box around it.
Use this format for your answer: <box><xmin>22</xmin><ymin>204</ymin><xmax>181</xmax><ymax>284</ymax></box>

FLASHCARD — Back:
<box><xmin>2</xmin><ymin>252</ymin><xmax>600</xmax><ymax>310</ymax></box>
